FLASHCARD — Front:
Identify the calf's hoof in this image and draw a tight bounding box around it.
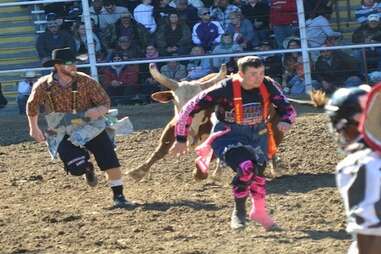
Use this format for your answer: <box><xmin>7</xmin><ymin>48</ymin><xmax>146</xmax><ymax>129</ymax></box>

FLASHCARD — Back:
<box><xmin>269</xmin><ymin>156</ymin><xmax>286</xmax><ymax>178</ymax></box>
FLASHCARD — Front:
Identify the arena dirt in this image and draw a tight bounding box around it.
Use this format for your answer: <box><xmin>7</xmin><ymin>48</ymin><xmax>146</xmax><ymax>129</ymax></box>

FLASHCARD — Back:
<box><xmin>0</xmin><ymin>103</ymin><xmax>349</xmax><ymax>254</ymax></box>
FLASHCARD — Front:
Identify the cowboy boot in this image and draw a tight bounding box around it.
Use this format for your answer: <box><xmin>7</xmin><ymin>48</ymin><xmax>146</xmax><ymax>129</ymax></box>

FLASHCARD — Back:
<box><xmin>249</xmin><ymin>176</ymin><xmax>278</xmax><ymax>231</ymax></box>
<box><xmin>231</xmin><ymin>196</ymin><xmax>247</xmax><ymax>230</ymax></box>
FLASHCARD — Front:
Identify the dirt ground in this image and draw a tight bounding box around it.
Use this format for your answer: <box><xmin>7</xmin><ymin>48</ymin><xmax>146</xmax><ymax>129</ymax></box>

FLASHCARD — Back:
<box><xmin>0</xmin><ymin>103</ymin><xmax>350</xmax><ymax>254</ymax></box>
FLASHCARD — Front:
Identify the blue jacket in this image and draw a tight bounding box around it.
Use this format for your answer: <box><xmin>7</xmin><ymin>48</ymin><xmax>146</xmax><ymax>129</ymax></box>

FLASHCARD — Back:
<box><xmin>192</xmin><ymin>21</ymin><xmax>224</xmax><ymax>50</ymax></box>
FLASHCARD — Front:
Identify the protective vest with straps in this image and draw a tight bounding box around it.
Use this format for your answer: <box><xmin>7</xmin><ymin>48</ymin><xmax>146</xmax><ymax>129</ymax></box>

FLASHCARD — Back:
<box><xmin>232</xmin><ymin>78</ymin><xmax>277</xmax><ymax>159</ymax></box>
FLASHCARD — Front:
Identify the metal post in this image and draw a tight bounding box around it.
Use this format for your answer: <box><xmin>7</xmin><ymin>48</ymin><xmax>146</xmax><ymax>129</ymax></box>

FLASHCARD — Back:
<box><xmin>296</xmin><ymin>0</ymin><xmax>313</xmax><ymax>94</ymax></box>
<box><xmin>81</xmin><ymin>0</ymin><xmax>98</xmax><ymax>80</ymax></box>
<box><xmin>334</xmin><ymin>0</ymin><xmax>341</xmax><ymax>31</ymax></box>
<box><xmin>361</xmin><ymin>48</ymin><xmax>369</xmax><ymax>84</ymax></box>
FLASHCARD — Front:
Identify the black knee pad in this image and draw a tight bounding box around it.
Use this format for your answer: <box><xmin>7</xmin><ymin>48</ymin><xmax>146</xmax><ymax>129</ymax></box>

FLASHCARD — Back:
<box><xmin>65</xmin><ymin>155</ymin><xmax>91</xmax><ymax>176</ymax></box>
<box><xmin>224</xmin><ymin>147</ymin><xmax>255</xmax><ymax>172</ymax></box>
<box><xmin>232</xmin><ymin>175</ymin><xmax>250</xmax><ymax>189</ymax></box>
<box><xmin>224</xmin><ymin>146</ymin><xmax>266</xmax><ymax>176</ymax></box>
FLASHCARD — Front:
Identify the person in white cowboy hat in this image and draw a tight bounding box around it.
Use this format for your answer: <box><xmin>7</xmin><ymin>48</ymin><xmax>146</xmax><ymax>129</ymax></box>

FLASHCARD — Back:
<box><xmin>16</xmin><ymin>71</ymin><xmax>41</xmax><ymax>115</ymax></box>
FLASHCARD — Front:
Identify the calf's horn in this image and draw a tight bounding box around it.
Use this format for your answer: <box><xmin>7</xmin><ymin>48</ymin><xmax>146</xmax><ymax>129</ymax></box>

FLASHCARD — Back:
<box><xmin>200</xmin><ymin>64</ymin><xmax>227</xmax><ymax>90</ymax></box>
<box><xmin>149</xmin><ymin>63</ymin><xmax>178</xmax><ymax>90</ymax></box>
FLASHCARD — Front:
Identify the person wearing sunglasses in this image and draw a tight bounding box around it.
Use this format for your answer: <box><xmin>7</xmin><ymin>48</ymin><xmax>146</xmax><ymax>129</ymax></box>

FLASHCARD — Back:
<box><xmin>192</xmin><ymin>7</ymin><xmax>224</xmax><ymax>51</ymax></box>
<box><xmin>26</xmin><ymin>47</ymin><xmax>134</xmax><ymax>209</ymax></box>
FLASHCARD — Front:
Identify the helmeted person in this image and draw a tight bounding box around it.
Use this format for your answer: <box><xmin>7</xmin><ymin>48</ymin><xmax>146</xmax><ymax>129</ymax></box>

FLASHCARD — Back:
<box><xmin>170</xmin><ymin>56</ymin><xmax>296</xmax><ymax>230</ymax></box>
<box><xmin>26</xmin><ymin>47</ymin><xmax>134</xmax><ymax>208</ymax></box>
<box><xmin>325</xmin><ymin>84</ymin><xmax>381</xmax><ymax>254</ymax></box>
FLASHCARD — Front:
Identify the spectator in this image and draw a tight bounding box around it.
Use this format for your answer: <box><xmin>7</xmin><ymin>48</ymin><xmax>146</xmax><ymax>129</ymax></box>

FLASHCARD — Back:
<box><xmin>134</xmin><ymin>0</ymin><xmax>157</xmax><ymax>33</ymax></box>
<box><xmin>306</xmin><ymin>5</ymin><xmax>341</xmax><ymax>61</ymax></box>
<box><xmin>121</xmin><ymin>0</ymin><xmax>141</xmax><ymax>13</ymax></box>
<box><xmin>257</xmin><ymin>40</ymin><xmax>283</xmax><ymax>82</ymax></box>
<box><xmin>139</xmin><ymin>44</ymin><xmax>161</xmax><ymax>82</ymax></box>
<box><xmin>283</xmin><ymin>36</ymin><xmax>301</xmax><ymax>60</ymax></box>
<box><xmin>241</xmin><ymin>0</ymin><xmax>270</xmax><ymax>44</ymax></box>
<box><xmin>231</xmin><ymin>0</ymin><xmax>244</xmax><ymax>9</ymax></box>
<box><xmin>282</xmin><ymin>54</ymin><xmax>298</xmax><ymax>88</ymax></box>
<box><xmin>145</xmin><ymin>43</ymin><xmax>160</xmax><ymax>59</ymax></box>
<box><xmin>141</xmin><ymin>44</ymin><xmax>162</xmax><ymax>101</ymax></box>
<box><xmin>210</xmin><ymin>0</ymin><xmax>240</xmax><ymax>29</ymax></box>
<box><xmin>153</xmin><ymin>0</ymin><xmax>176</xmax><ymax>25</ymax></box>
<box><xmin>352</xmin><ymin>14</ymin><xmax>381</xmax><ymax>72</ymax></box>
<box><xmin>284</xmin><ymin>37</ymin><xmax>300</xmax><ymax>52</ymax></box>
<box><xmin>16</xmin><ymin>71</ymin><xmax>40</xmax><ymax>115</ymax></box>
<box><xmin>109</xmin><ymin>36</ymin><xmax>142</xmax><ymax>60</ymax></box>
<box><xmin>156</xmin><ymin>12</ymin><xmax>192</xmax><ymax>56</ymax></box>
<box><xmin>169</xmin><ymin>0</ymin><xmax>205</xmax><ymax>9</ymax></box>
<box><xmin>160</xmin><ymin>59</ymin><xmax>187</xmax><ymax>81</ymax></box>
<box><xmin>355</xmin><ymin>0</ymin><xmax>381</xmax><ymax>24</ymax></box>
<box><xmin>303</xmin><ymin>0</ymin><xmax>331</xmax><ymax>19</ymax></box>
<box><xmin>90</xmin><ymin>0</ymin><xmax>104</xmax><ymax>29</ymax></box>
<box><xmin>42</xmin><ymin>3</ymin><xmax>71</xmax><ymax>22</ymax></box>
<box><xmin>73</xmin><ymin>22</ymin><xmax>102</xmax><ymax>56</ymax></box>
<box><xmin>174</xmin><ymin>0</ymin><xmax>199</xmax><ymax>28</ymax></box>
<box><xmin>98</xmin><ymin>0</ymin><xmax>130</xmax><ymax>30</ymax></box>
<box><xmin>270</xmin><ymin>0</ymin><xmax>297</xmax><ymax>48</ymax></box>
<box><xmin>0</xmin><ymin>83</ymin><xmax>7</xmax><ymax>109</ymax></box>
<box><xmin>226</xmin><ymin>11</ymin><xmax>255</xmax><ymax>49</ymax></box>
<box><xmin>100</xmin><ymin>51</ymin><xmax>140</xmax><ymax>104</ymax></box>
<box><xmin>63</xmin><ymin>7</ymin><xmax>82</xmax><ymax>32</ymax></box>
<box><xmin>211</xmin><ymin>33</ymin><xmax>242</xmax><ymax>70</ymax></box>
<box><xmin>286</xmin><ymin>56</ymin><xmax>321</xmax><ymax>95</ymax></box>
<box><xmin>35</xmin><ymin>21</ymin><xmax>76</xmax><ymax>65</ymax></box>
<box><xmin>186</xmin><ymin>46</ymin><xmax>212</xmax><ymax>80</ymax></box>
<box><xmin>192</xmin><ymin>7</ymin><xmax>224</xmax><ymax>51</ymax></box>
<box><xmin>315</xmin><ymin>48</ymin><xmax>362</xmax><ymax>93</ymax></box>
<box><xmin>113</xmin><ymin>13</ymin><xmax>151</xmax><ymax>51</ymax></box>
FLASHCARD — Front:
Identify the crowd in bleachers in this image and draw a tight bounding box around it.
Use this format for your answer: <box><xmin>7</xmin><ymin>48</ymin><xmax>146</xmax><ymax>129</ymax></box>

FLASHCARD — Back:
<box><xmin>32</xmin><ymin>0</ymin><xmax>381</xmax><ymax>106</ymax></box>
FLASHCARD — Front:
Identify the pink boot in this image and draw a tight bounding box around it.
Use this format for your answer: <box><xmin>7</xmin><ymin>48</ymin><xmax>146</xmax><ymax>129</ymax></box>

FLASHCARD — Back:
<box><xmin>230</xmin><ymin>160</ymin><xmax>254</xmax><ymax>230</ymax></box>
<box><xmin>249</xmin><ymin>176</ymin><xmax>277</xmax><ymax>231</ymax></box>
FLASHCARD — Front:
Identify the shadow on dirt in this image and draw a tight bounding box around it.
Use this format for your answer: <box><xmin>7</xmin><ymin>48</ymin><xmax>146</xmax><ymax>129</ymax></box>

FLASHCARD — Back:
<box><xmin>252</xmin><ymin>229</ymin><xmax>349</xmax><ymax>241</ymax></box>
<box><xmin>102</xmin><ymin>199</ymin><xmax>222</xmax><ymax>212</ymax></box>
<box><xmin>140</xmin><ymin>199</ymin><xmax>221</xmax><ymax>212</ymax></box>
<box><xmin>268</xmin><ymin>172</ymin><xmax>336</xmax><ymax>194</ymax></box>
<box><xmin>301</xmin><ymin>229</ymin><xmax>350</xmax><ymax>240</ymax></box>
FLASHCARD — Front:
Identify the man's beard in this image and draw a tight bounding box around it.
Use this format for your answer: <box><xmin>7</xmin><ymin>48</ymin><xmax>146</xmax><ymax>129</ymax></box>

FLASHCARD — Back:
<box><xmin>61</xmin><ymin>68</ymin><xmax>76</xmax><ymax>77</ymax></box>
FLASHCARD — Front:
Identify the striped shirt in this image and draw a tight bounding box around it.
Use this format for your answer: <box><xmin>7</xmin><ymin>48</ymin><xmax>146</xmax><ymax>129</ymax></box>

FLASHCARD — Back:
<box><xmin>355</xmin><ymin>3</ymin><xmax>381</xmax><ymax>24</ymax></box>
<box><xmin>27</xmin><ymin>72</ymin><xmax>110</xmax><ymax>116</ymax></box>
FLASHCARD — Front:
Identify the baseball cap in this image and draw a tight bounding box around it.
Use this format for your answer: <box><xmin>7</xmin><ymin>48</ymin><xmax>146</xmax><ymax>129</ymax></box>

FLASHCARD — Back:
<box><xmin>368</xmin><ymin>14</ymin><xmax>380</xmax><ymax>23</ymax></box>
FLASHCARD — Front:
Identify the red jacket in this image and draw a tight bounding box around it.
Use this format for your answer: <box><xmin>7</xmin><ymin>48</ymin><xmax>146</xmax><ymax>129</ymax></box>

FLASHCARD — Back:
<box><xmin>100</xmin><ymin>65</ymin><xmax>139</xmax><ymax>88</ymax></box>
<box><xmin>270</xmin><ymin>0</ymin><xmax>297</xmax><ymax>26</ymax></box>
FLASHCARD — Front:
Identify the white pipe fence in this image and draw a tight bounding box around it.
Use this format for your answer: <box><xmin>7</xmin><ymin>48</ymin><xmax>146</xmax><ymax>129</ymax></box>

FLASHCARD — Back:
<box><xmin>80</xmin><ymin>0</ymin><xmax>98</xmax><ymax>80</ymax></box>
<box><xmin>0</xmin><ymin>0</ymin><xmax>76</xmax><ymax>7</ymax></box>
<box><xmin>296</xmin><ymin>0</ymin><xmax>312</xmax><ymax>92</ymax></box>
<box><xmin>0</xmin><ymin>0</ymin><xmax>380</xmax><ymax>83</ymax></box>
<box><xmin>1</xmin><ymin>42</ymin><xmax>381</xmax><ymax>75</ymax></box>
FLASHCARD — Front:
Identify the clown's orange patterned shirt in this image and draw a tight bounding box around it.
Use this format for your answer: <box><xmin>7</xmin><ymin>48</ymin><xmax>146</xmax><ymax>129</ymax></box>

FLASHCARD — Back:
<box><xmin>27</xmin><ymin>72</ymin><xmax>110</xmax><ymax>116</ymax></box>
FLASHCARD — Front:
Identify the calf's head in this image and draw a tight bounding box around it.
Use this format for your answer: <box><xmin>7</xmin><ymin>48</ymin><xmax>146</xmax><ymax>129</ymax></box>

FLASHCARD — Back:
<box><xmin>149</xmin><ymin>63</ymin><xmax>227</xmax><ymax>114</ymax></box>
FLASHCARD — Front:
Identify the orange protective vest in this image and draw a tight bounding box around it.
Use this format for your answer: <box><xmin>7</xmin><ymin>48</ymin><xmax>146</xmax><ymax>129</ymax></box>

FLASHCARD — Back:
<box><xmin>232</xmin><ymin>79</ymin><xmax>277</xmax><ymax>159</ymax></box>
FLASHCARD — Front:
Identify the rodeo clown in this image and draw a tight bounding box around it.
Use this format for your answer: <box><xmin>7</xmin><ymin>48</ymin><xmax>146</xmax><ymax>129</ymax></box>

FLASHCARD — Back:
<box><xmin>170</xmin><ymin>56</ymin><xmax>296</xmax><ymax>230</ymax></box>
<box><xmin>325</xmin><ymin>84</ymin><xmax>381</xmax><ymax>254</ymax></box>
<box><xmin>26</xmin><ymin>48</ymin><xmax>134</xmax><ymax>208</ymax></box>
